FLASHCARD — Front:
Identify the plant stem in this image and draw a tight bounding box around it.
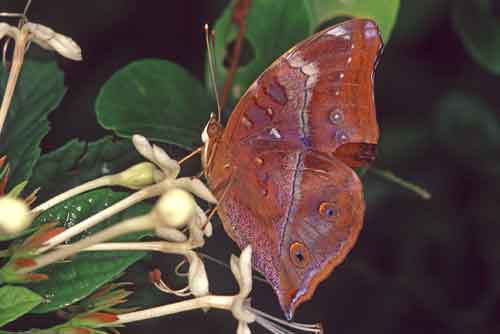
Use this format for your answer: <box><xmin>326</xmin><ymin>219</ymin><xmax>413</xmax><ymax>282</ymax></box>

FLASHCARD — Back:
<box><xmin>18</xmin><ymin>215</ymin><xmax>156</xmax><ymax>273</ymax></box>
<box><xmin>110</xmin><ymin>295</ymin><xmax>234</xmax><ymax>325</ymax></box>
<box><xmin>0</xmin><ymin>26</ymin><xmax>28</xmax><ymax>136</ymax></box>
<box><xmin>220</xmin><ymin>0</ymin><xmax>252</xmax><ymax>107</ymax></box>
<box><xmin>38</xmin><ymin>183</ymin><xmax>165</xmax><ymax>253</ymax></box>
<box><xmin>369</xmin><ymin>167</ymin><xmax>432</xmax><ymax>199</ymax></box>
<box><xmin>31</xmin><ymin>175</ymin><xmax>114</xmax><ymax>214</ymax></box>
<box><xmin>0</xmin><ymin>248</ymin><xmax>10</xmax><ymax>258</ymax></box>
<box><xmin>69</xmin><ymin>240</ymin><xmax>194</xmax><ymax>254</ymax></box>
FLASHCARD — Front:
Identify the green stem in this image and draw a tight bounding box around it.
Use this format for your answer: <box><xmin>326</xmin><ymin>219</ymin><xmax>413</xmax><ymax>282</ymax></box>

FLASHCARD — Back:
<box><xmin>369</xmin><ymin>167</ymin><xmax>431</xmax><ymax>200</ymax></box>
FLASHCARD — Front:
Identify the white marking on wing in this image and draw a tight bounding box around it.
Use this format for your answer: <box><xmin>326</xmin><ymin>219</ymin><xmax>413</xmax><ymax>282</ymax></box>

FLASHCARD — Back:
<box><xmin>327</xmin><ymin>26</ymin><xmax>349</xmax><ymax>37</ymax></box>
<box><xmin>270</xmin><ymin>128</ymin><xmax>282</xmax><ymax>139</ymax></box>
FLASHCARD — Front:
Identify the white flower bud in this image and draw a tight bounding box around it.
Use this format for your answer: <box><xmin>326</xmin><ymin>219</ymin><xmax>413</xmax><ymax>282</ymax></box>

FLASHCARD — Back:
<box><xmin>188</xmin><ymin>219</ymin><xmax>206</xmax><ymax>248</ymax></box>
<box><xmin>194</xmin><ymin>205</ymin><xmax>208</xmax><ymax>227</ymax></box>
<box><xmin>188</xmin><ymin>254</ymin><xmax>209</xmax><ymax>297</ymax></box>
<box><xmin>0</xmin><ymin>197</ymin><xmax>32</xmax><ymax>236</ymax></box>
<box><xmin>155</xmin><ymin>189</ymin><xmax>196</xmax><ymax>228</ymax></box>
<box><xmin>230</xmin><ymin>254</ymin><xmax>242</xmax><ymax>284</ymax></box>
<box><xmin>152</xmin><ymin>144</ymin><xmax>179</xmax><ymax>178</ymax></box>
<box><xmin>230</xmin><ymin>246</ymin><xmax>255</xmax><ymax>324</ymax></box>
<box><xmin>114</xmin><ymin>162</ymin><xmax>158</xmax><ymax>189</ymax></box>
<box><xmin>203</xmin><ymin>221</ymin><xmax>213</xmax><ymax>238</ymax></box>
<box><xmin>132</xmin><ymin>135</ymin><xmax>154</xmax><ymax>162</ymax></box>
<box><xmin>25</xmin><ymin>23</ymin><xmax>82</xmax><ymax>61</ymax></box>
<box><xmin>237</xmin><ymin>322</ymin><xmax>252</xmax><ymax>334</ymax></box>
<box><xmin>174</xmin><ymin>177</ymin><xmax>217</xmax><ymax>204</ymax></box>
<box><xmin>155</xmin><ymin>225</ymin><xmax>187</xmax><ymax>242</ymax></box>
<box><xmin>0</xmin><ymin>23</ymin><xmax>15</xmax><ymax>40</ymax></box>
<box><xmin>239</xmin><ymin>246</ymin><xmax>253</xmax><ymax>296</ymax></box>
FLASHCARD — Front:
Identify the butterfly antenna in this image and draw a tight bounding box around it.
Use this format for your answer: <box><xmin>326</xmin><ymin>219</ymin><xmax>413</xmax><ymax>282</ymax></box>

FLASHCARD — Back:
<box><xmin>204</xmin><ymin>24</ymin><xmax>222</xmax><ymax>121</ymax></box>
<box><xmin>210</xmin><ymin>29</ymin><xmax>222</xmax><ymax>106</ymax></box>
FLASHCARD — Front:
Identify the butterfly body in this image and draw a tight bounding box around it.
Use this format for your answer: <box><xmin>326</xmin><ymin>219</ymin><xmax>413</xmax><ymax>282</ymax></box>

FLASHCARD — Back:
<box><xmin>202</xmin><ymin>19</ymin><xmax>383</xmax><ymax>319</ymax></box>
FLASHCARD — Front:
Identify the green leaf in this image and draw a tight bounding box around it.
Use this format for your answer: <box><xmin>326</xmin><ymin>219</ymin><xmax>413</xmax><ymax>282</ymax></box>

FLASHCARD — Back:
<box><xmin>208</xmin><ymin>0</ymin><xmax>399</xmax><ymax>106</ymax></box>
<box><xmin>452</xmin><ymin>0</ymin><xmax>500</xmax><ymax>74</ymax></box>
<box><xmin>30</xmin><ymin>189</ymin><xmax>153</xmax><ymax>313</ymax></box>
<box><xmin>0</xmin><ymin>285</ymin><xmax>43</xmax><ymax>327</ymax></box>
<box><xmin>378</xmin><ymin>121</ymin><xmax>431</xmax><ymax>164</ymax></box>
<box><xmin>96</xmin><ymin>59</ymin><xmax>212</xmax><ymax>150</ymax></box>
<box><xmin>305</xmin><ymin>0</ymin><xmax>400</xmax><ymax>43</ymax></box>
<box><xmin>28</xmin><ymin>136</ymin><xmax>142</xmax><ymax>201</ymax></box>
<box><xmin>388</xmin><ymin>0</ymin><xmax>447</xmax><ymax>45</ymax></box>
<box><xmin>434</xmin><ymin>92</ymin><xmax>500</xmax><ymax>173</ymax></box>
<box><xmin>0</xmin><ymin>59</ymin><xmax>65</xmax><ymax>190</ymax></box>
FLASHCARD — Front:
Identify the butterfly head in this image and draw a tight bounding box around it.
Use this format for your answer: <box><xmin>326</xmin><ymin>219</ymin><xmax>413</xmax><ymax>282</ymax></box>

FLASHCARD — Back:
<box><xmin>201</xmin><ymin>113</ymin><xmax>224</xmax><ymax>171</ymax></box>
<box><xmin>201</xmin><ymin>113</ymin><xmax>221</xmax><ymax>143</ymax></box>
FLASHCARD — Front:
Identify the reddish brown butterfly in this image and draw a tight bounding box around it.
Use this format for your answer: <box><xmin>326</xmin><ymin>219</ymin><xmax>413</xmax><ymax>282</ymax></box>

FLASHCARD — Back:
<box><xmin>202</xmin><ymin>18</ymin><xmax>383</xmax><ymax>319</ymax></box>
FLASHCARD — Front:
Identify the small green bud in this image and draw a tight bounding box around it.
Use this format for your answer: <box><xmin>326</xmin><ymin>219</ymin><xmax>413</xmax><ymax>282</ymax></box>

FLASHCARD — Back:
<box><xmin>115</xmin><ymin>162</ymin><xmax>158</xmax><ymax>189</ymax></box>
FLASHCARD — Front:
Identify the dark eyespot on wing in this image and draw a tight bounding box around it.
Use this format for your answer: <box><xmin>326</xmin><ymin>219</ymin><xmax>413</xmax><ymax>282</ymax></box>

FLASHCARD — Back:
<box><xmin>265</xmin><ymin>80</ymin><xmax>288</xmax><ymax>105</ymax></box>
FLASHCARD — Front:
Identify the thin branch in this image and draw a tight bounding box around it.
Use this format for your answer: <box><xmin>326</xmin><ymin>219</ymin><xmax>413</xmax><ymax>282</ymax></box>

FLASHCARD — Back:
<box><xmin>220</xmin><ymin>0</ymin><xmax>252</xmax><ymax>108</ymax></box>
<box><xmin>368</xmin><ymin>167</ymin><xmax>432</xmax><ymax>200</ymax></box>
<box><xmin>0</xmin><ymin>26</ymin><xmax>29</xmax><ymax>136</ymax></box>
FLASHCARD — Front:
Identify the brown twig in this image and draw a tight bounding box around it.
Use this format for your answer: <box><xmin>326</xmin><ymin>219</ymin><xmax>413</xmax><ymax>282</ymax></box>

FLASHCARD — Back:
<box><xmin>0</xmin><ymin>26</ymin><xmax>29</xmax><ymax>136</ymax></box>
<box><xmin>220</xmin><ymin>0</ymin><xmax>252</xmax><ymax>108</ymax></box>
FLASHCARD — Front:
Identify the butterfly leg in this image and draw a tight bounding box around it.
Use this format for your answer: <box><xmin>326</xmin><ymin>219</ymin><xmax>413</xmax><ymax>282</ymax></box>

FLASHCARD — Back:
<box><xmin>178</xmin><ymin>146</ymin><xmax>203</xmax><ymax>165</ymax></box>
<box><xmin>204</xmin><ymin>171</ymin><xmax>235</xmax><ymax>224</ymax></box>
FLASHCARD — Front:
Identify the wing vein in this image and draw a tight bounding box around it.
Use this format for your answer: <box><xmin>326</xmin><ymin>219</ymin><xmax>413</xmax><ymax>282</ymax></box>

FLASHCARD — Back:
<box><xmin>280</xmin><ymin>151</ymin><xmax>304</xmax><ymax>256</ymax></box>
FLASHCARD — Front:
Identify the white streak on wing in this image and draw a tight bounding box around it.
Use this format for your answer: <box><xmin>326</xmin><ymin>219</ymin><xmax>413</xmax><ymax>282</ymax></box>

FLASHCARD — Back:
<box><xmin>270</xmin><ymin>128</ymin><xmax>281</xmax><ymax>139</ymax></box>
<box><xmin>279</xmin><ymin>152</ymin><xmax>305</xmax><ymax>254</ymax></box>
<box><xmin>289</xmin><ymin>56</ymin><xmax>306</xmax><ymax>68</ymax></box>
<box><xmin>302</xmin><ymin>62</ymin><xmax>318</xmax><ymax>89</ymax></box>
<box><xmin>287</xmin><ymin>53</ymin><xmax>320</xmax><ymax>140</ymax></box>
<box><xmin>327</xmin><ymin>25</ymin><xmax>349</xmax><ymax>37</ymax></box>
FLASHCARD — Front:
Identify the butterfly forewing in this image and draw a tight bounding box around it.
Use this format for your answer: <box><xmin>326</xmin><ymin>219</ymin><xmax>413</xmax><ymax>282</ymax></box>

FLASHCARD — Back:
<box><xmin>223</xmin><ymin>19</ymin><xmax>383</xmax><ymax>166</ymax></box>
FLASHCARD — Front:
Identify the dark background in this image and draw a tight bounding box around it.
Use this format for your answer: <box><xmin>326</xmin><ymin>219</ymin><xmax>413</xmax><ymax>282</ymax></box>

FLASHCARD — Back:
<box><xmin>3</xmin><ymin>0</ymin><xmax>500</xmax><ymax>333</ymax></box>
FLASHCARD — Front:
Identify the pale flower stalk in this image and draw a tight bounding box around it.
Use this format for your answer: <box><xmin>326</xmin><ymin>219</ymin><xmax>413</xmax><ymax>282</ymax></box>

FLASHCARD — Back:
<box><xmin>109</xmin><ymin>245</ymin><xmax>322</xmax><ymax>334</ymax></box>
<box><xmin>0</xmin><ymin>20</ymin><xmax>82</xmax><ymax>135</ymax></box>
<box><xmin>110</xmin><ymin>246</ymin><xmax>255</xmax><ymax>333</ymax></box>
<box><xmin>20</xmin><ymin>186</ymin><xmax>213</xmax><ymax>274</ymax></box>
<box><xmin>38</xmin><ymin>135</ymin><xmax>216</xmax><ymax>253</ymax></box>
